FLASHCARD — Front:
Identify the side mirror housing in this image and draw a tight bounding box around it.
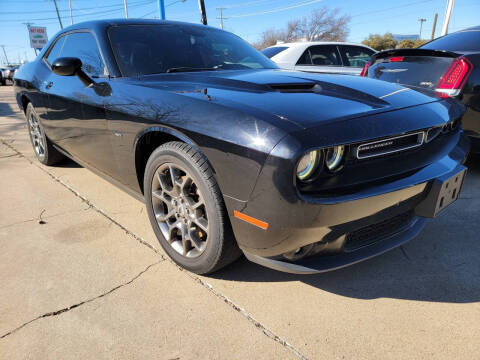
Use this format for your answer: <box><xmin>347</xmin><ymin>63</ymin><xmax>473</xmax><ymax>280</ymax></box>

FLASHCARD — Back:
<box><xmin>51</xmin><ymin>57</ymin><xmax>94</xmax><ymax>87</ymax></box>
<box><xmin>51</xmin><ymin>57</ymin><xmax>82</xmax><ymax>76</ymax></box>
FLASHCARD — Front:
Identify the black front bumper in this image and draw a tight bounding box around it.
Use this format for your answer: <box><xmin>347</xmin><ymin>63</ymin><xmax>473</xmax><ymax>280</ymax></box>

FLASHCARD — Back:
<box><xmin>224</xmin><ymin>130</ymin><xmax>469</xmax><ymax>274</ymax></box>
<box><xmin>240</xmin><ymin>163</ymin><xmax>466</xmax><ymax>274</ymax></box>
<box><xmin>244</xmin><ymin>218</ymin><xmax>426</xmax><ymax>274</ymax></box>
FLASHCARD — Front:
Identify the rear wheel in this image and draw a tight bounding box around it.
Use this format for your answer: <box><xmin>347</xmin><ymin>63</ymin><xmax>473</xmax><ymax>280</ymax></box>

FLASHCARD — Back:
<box><xmin>25</xmin><ymin>102</ymin><xmax>64</xmax><ymax>165</ymax></box>
<box><xmin>144</xmin><ymin>141</ymin><xmax>241</xmax><ymax>274</ymax></box>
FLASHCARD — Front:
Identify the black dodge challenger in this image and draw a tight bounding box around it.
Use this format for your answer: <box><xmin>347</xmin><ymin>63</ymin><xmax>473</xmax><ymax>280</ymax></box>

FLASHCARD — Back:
<box><xmin>14</xmin><ymin>20</ymin><xmax>469</xmax><ymax>274</ymax></box>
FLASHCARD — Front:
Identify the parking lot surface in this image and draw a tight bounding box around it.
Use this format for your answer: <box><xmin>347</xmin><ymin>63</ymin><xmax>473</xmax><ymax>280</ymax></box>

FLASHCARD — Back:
<box><xmin>1</xmin><ymin>84</ymin><xmax>479</xmax><ymax>359</ymax></box>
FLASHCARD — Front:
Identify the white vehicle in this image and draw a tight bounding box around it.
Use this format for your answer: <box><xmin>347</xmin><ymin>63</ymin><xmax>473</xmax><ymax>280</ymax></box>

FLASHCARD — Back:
<box><xmin>262</xmin><ymin>42</ymin><xmax>375</xmax><ymax>75</ymax></box>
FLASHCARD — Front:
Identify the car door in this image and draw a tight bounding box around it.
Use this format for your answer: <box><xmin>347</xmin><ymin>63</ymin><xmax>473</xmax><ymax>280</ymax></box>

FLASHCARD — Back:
<box><xmin>42</xmin><ymin>31</ymin><xmax>116</xmax><ymax>176</ymax></box>
<box><xmin>294</xmin><ymin>45</ymin><xmax>344</xmax><ymax>74</ymax></box>
<box><xmin>338</xmin><ymin>45</ymin><xmax>375</xmax><ymax>76</ymax></box>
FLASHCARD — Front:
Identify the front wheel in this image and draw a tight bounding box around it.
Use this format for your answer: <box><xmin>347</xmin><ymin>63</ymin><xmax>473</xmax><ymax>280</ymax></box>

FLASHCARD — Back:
<box><xmin>25</xmin><ymin>102</ymin><xmax>64</xmax><ymax>165</ymax></box>
<box><xmin>144</xmin><ymin>141</ymin><xmax>241</xmax><ymax>274</ymax></box>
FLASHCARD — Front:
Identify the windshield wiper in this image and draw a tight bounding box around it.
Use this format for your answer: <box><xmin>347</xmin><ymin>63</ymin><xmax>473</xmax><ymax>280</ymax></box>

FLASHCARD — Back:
<box><xmin>166</xmin><ymin>65</ymin><xmax>223</xmax><ymax>73</ymax></box>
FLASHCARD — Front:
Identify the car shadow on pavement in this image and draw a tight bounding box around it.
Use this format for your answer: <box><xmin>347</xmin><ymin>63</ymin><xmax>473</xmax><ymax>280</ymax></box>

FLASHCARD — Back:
<box><xmin>213</xmin><ymin>155</ymin><xmax>480</xmax><ymax>304</ymax></box>
<box><xmin>55</xmin><ymin>158</ymin><xmax>83</xmax><ymax>169</ymax></box>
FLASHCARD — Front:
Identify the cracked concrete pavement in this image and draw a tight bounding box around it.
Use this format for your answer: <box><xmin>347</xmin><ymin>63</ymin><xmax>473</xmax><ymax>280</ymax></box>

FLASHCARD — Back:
<box><xmin>1</xmin><ymin>85</ymin><xmax>479</xmax><ymax>359</ymax></box>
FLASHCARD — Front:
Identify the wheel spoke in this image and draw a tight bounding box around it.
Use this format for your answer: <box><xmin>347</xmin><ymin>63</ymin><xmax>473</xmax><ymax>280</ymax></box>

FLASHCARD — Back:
<box><xmin>152</xmin><ymin>189</ymin><xmax>170</xmax><ymax>203</ymax></box>
<box><xmin>188</xmin><ymin>230</ymin><xmax>203</xmax><ymax>250</ymax></box>
<box><xmin>156</xmin><ymin>208</ymin><xmax>175</xmax><ymax>222</ymax></box>
<box><xmin>157</xmin><ymin>172</ymin><xmax>174</xmax><ymax>195</ymax></box>
<box><xmin>168</xmin><ymin>165</ymin><xmax>178</xmax><ymax>187</ymax></box>
<box><xmin>194</xmin><ymin>217</ymin><xmax>208</xmax><ymax>233</ymax></box>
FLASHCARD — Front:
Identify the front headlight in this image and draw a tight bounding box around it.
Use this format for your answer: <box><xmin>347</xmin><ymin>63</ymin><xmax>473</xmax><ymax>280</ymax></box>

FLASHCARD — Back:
<box><xmin>325</xmin><ymin>145</ymin><xmax>344</xmax><ymax>172</ymax></box>
<box><xmin>296</xmin><ymin>150</ymin><xmax>321</xmax><ymax>181</ymax></box>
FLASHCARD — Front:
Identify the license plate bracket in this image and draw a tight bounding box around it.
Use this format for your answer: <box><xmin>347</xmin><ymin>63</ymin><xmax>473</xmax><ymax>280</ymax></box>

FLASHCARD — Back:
<box><xmin>415</xmin><ymin>166</ymin><xmax>467</xmax><ymax>218</ymax></box>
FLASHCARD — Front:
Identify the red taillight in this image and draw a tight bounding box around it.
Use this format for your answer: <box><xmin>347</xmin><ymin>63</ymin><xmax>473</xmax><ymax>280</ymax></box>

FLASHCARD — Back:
<box><xmin>435</xmin><ymin>57</ymin><xmax>473</xmax><ymax>98</ymax></box>
<box><xmin>389</xmin><ymin>56</ymin><xmax>404</xmax><ymax>62</ymax></box>
<box><xmin>360</xmin><ymin>62</ymin><xmax>370</xmax><ymax>77</ymax></box>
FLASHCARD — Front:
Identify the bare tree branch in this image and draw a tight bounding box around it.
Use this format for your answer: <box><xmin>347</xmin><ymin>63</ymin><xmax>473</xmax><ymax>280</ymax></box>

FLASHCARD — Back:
<box><xmin>253</xmin><ymin>7</ymin><xmax>350</xmax><ymax>49</ymax></box>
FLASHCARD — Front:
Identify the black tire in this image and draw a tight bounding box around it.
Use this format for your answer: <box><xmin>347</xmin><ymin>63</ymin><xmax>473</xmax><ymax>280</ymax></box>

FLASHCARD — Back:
<box><xmin>144</xmin><ymin>141</ymin><xmax>241</xmax><ymax>274</ymax></box>
<box><xmin>25</xmin><ymin>102</ymin><xmax>64</xmax><ymax>165</ymax></box>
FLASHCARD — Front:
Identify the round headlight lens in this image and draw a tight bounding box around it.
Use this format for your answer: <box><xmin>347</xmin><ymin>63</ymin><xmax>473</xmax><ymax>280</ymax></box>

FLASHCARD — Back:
<box><xmin>325</xmin><ymin>145</ymin><xmax>344</xmax><ymax>172</ymax></box>
<box><xmin>296</xmin><ymin>150</ymin><xmax>320</xmax><ymax>180</ymax></box>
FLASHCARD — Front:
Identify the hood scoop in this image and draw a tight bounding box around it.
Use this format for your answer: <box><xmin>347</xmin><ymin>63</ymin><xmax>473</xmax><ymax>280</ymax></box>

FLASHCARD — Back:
<box><xmin>269</xmin><ymin>83</ymin><xmax>317</xmax><ymax>93</ymax></box>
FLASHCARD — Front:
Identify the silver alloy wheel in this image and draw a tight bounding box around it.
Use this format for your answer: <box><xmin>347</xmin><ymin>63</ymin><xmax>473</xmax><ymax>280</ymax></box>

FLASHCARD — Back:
<box><xmin>151</xmin><ymin>163</ymin><xmax>209</xmax><ymax>258</ymax></box>
<box><xmin>28</xmin><ymin>112</ymin><xmax>45</xmax><ymax>157</ymax></box>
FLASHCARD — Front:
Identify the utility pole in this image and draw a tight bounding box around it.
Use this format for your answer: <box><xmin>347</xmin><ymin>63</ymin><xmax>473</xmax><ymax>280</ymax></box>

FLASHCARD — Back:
<box><xmin>441</xmin><ymin>0</ymin><xmax>455</xmax><ymax>35</ymax></box>
<box><xmin>52</xmin><ymin>0</ymin><xmax>63</xmax><ymax>29</ymax></box>
<box><xmin>217</xmin><ymin>7</ymin><xmax>225</xmax><ymax>29</ymax></box>
<box><xmin>198</xmin><ymin>0</ymin><xmax>207</xmax><ymax>25</ymax></box>
<box><xmin>69</xmin><ymin>0</ymin><xmax>73</xmax><ymax>25</ymax></box>
<box><xmin>431</xmin><ymin>13</ymin><xmax>438</xmax><ymax>40</ymax></box>
<box><xmin>418</xmin><ymin>18</ymin><xmax>427</xmax><ymax>39</ymax></box>
<box><xmin>124</xmin><ymin>0</ymin><xmax>129</xmax><ymax>18</ymax></box>
<box><xmin>1</xmin><ymin>46</ymin><xmax>9</xmax><ymax>66</ymax></box>
<box><xmin>159</xmin><ymin>0</ymin><xmax>165</xmax><ymax>20</ymax></box>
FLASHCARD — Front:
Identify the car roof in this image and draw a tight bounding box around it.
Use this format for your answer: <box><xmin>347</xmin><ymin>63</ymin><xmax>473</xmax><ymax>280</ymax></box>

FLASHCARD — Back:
<box><xmin>460</xmin><ymin>25</ymin><xmax>480</xmax><ymax>32</ymax></box>
<box><xmin>266</xmin><ymin>41</ymin><xmax>373</xmax><ymax>49</ymax></box>
<box><xmin>57</xmin><ymin>18</ymin><xmax>215</xmax><ymax>34</ymax></box>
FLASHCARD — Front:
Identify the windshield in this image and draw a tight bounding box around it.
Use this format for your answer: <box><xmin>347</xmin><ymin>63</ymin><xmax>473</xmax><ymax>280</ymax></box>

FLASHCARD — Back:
<box><xmin>109</xmin><ymin>24</ymin><xmax>278</xmax><ymax>77</ymax></box>
<box><xmin>421</xmin><ymin>30</ymin><xmax>480</xmax><ymax>52</ymax></box>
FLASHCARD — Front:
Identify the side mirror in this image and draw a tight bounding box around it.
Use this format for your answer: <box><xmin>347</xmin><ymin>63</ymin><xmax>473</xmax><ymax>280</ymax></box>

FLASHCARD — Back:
<box><xmin>51</xmin><ymin>57</ymin><xmax>82</xmax><ymax>76</ymax></box>
<box><xmin>51</xmin><ymin>57</ymin><xmax>94</xmax><ymax>87</ymax></box>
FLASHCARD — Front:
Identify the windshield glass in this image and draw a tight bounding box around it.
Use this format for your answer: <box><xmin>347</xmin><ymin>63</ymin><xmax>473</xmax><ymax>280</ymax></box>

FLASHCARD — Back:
<box><xmin>421</xmin><ymin>30</ymin><xmax>480</xmax><ymax>52</ymax></box>
<box><xmin>109</xmin><ymin>24</ymin><xmax>277</xmax><ymax>77</ymax></box>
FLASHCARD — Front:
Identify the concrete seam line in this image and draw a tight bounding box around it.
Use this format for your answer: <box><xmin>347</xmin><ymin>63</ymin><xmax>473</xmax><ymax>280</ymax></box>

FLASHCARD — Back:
<box><xmin>181</xmin><ymin>269</ymin><xmax>310</xmax><ymax>360</ymax></box>
<box><xmin>0</xmin><ymin>138</ymin><xmax>309</xmax><ymax>360</ymax></box>
<box><xmin>0</xmin><ymin>261</ymin><xmax>163</xmax><ymax>340</ymax></box>
<box><xmin>0</xmin><ymin>138</ymin><xmax>165</xmax><ymax>259</ymax></box>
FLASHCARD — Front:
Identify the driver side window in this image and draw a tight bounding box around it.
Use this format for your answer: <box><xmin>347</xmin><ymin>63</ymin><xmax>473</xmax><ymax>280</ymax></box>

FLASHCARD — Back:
<box><xmin>46</xmin><ymin>32</ymin><xmax>106</xmax><ymax>77</ymax></box>
<box><xmin>46</xmin><ymin>36</ymin><xmax>66</xmax><ymax>66</ymax></box>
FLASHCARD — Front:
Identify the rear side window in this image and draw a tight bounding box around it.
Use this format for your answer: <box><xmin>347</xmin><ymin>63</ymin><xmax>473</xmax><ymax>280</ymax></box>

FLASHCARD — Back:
<box><xmin>422</xmin><ymin>30</ymin><xmax>480</xmax><ymax>52</ymax></box>
<box><xmin>340</xmin><ymin>45</ymin><xmax>374</xmax><ymax>67</ymax></box>
<box><xmin>298</xmin><ymin>45</ymin><xmax>341</xmax><ymax>66</ymax></box>
<box><xmin>45</xmin><ymin>32</ymin><xmax>106</xmax><ymax>77</ymax></box>
<box><xmin>261</xmin><ymin>46</ymin><xmax>288</xmax><ymax>58</ymax></box>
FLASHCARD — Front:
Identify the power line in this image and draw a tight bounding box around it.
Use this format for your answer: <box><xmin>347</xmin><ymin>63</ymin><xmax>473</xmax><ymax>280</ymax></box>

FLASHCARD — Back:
<box><xmin>221</xmin><ymin>0</ymin><xmax>277</xmax><ymax>9</ymax></box>
<box><xmin>0</xmin><ymin>0</ymin><xmax>154</xmax><ymax>23</ymax></box>
<box><xmin>350</xmin><ymin>0</ymin><xmax>435</xmax><ymax>18</ymax></box>
<box><xmin>226</xmin><ymin>0</ymin><xmax>324</xmax><ymax>18</ymax></box>
<box><xmin>0</xmin><ymin>0</ymin><xmax>151</xmax><ymax>15</ymax></box>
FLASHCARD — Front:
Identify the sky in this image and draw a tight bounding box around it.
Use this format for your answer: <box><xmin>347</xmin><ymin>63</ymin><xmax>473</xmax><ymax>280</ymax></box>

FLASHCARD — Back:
<box><xmin>1</xmin><ymin>0</ymin><xmax>479</xmax><ymax>65</ymax></box>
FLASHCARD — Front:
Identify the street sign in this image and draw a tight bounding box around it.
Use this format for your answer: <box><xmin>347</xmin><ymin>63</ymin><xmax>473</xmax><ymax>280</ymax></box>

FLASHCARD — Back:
<box><xmin>28</xmin><ymin>26</ymin><xmax>48</xmax><ymax>50</ymax></box>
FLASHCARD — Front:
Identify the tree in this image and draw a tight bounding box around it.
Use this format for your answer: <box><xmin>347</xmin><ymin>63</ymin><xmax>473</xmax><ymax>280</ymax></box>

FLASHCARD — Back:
<box><xmin>253</xmin><ymin>7</ymin><xmax>350</xmax><ymax>49</ymax></box>
<box><xmin>362</xmin><ymin>33</ymin><xmax>398</xmax><ymax>51</ymax></box>
<box><xmin>397</xmin><ymin>39</ymin><xmax>416</xmax><ymax>48</ymax></box>
<box><xmin>397</xmin><ymin>38</ymin><xmax>429</xmax><ymax>48</ymax></box>
<box><xmin>253</xmin><ymin>28</ymin><xmax>285</xmax><ymax>50</ymax></box>
<box><xmin>413</xmin><ymin>39</ymin><xmax>428</xmax><ymax>47</ymax></box>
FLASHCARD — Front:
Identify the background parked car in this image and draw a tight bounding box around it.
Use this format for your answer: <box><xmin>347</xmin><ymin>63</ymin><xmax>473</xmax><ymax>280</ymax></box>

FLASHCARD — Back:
<box><xmin>0</xmin><ymin>68</ymin><xmax>6</xmax><ymax>86</ymax></box>
<box><xmin>361</xmin><ymin>26</ymin><xmax>480</xmax><ymax>152</ymax></box>
<box><xmin>7</xmin><ymin>66</ymin><xmax>19</xmax><ymax>82</ymax></box>
<box><xmin>262</xmin><ymin>42</ymin><xmax>375</xmax><ymax>75</ymax></box>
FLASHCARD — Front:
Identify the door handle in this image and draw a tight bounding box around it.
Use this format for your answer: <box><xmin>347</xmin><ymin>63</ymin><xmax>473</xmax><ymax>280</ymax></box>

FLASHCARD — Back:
<box><xmin>45</xmin><ymin>81</ymin><xmax>53</xmax><ymax>89</ymax></box>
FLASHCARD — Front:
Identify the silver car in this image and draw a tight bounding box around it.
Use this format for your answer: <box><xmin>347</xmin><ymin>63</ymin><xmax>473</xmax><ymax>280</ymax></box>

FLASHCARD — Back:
<box><xmin>262</xmin><ymin>42</ymin><xmax>375</xmax><ymax>75</ymax></box>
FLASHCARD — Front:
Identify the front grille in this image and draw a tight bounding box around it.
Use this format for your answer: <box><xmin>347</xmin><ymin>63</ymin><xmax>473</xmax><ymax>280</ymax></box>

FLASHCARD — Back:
<box><xmin>344</xmin><ymin>211</ymin><xmax>415</xmax><ymax>252</ymax></box>
<box><xmin>355</xmin><ymin>132</ymin><xmax>425</xmax><ymax>159</ymax></box>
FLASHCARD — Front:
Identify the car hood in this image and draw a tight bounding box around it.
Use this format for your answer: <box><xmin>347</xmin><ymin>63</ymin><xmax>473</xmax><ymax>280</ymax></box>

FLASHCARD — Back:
<box><xmin>126</xmin><ymin>69</ymin><xmax>443</xmax><ymax>130</ymax></box>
